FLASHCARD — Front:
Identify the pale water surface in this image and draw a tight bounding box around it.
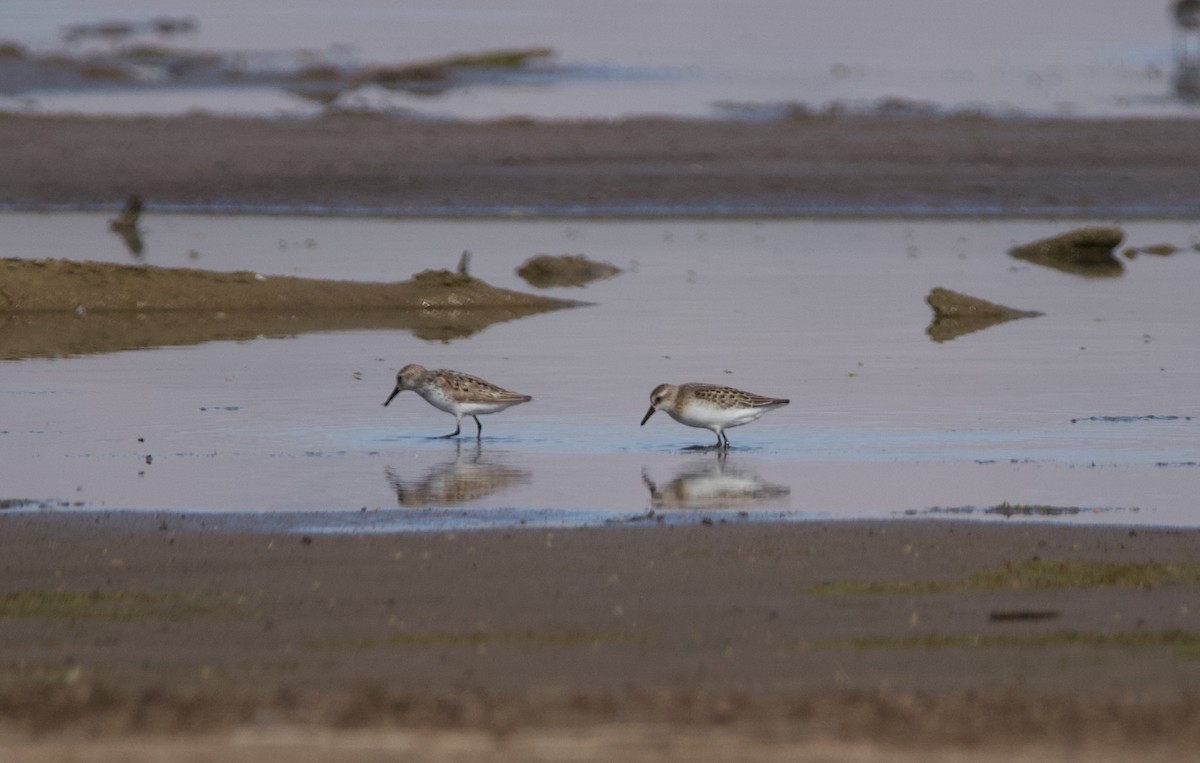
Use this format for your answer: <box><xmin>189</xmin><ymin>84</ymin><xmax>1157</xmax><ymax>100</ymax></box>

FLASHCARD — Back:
<box><xmin>1</xmin><ymin>214</ymin><xmax>1198</xmax><ymax>529</ymax></box>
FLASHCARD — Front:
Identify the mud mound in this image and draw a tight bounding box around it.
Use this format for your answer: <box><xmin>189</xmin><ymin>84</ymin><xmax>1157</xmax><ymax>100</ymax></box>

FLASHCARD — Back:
<box><xmin>517</xmin><ymin>254</ymin><xmax>620</xmax><ymax>288</ymax></box>
<box><xmin>925</xmin><ymin>287</ymin><xmax>1042</xmax><ymax>342</ymax></box>
<box><xmin>1009</xmin><ymin>226</ymin><xmax>1125</xmax><ymax>277</ymax></box>
<box><xmin>0</xmin><ymin>259</ymin><xmax>580</xmax><ymax>358</ymax></box>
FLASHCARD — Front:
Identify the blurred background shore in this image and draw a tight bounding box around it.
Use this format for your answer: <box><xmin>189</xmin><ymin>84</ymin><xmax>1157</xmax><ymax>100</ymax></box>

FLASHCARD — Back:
<box><xmin>2</xmin><ymin>113</ymin><xmax>1200</xmax><ymax>217</ymax></box>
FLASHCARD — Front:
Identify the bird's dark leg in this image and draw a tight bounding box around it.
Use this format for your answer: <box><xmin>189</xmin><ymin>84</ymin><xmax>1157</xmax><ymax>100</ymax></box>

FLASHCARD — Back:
<box><xmin>439</xmin><ymin>418</ymin><xmax>462</xmax><ymax>439</ymax></box>
<box><xmin>713</xmin><ymin>430</ymin><xmax>724</xmax><ymax>448</ymax></box>
<box><xmin>721</xmin><ymin>432</ymin><xmax>731</xmax><ymax>450</ymax></box>
<box><xmin>473</xmin><ymin>415</ymin><xmax>483</xmax><ymax>439</ymax></box>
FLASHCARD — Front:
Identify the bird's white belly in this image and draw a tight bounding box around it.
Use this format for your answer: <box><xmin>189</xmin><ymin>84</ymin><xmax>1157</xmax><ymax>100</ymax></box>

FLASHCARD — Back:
<box><xmin>457</xmin><ymin>400</ymin><xmax>517</xmax><ymax>416</ymax></box>
<box><xmin>669</xmin><ymin>404</ymin><xmax>765</xmax><ymax>430</ymax></box>
<box><xmin>418</xmin><ymin>389</ymin><xmax>464</xmax><ymax>415</ymax></box>
<box><xmin>418</xmin><ymin>389</ymin><xmax>521</xmax><ymax>417</ymax></box>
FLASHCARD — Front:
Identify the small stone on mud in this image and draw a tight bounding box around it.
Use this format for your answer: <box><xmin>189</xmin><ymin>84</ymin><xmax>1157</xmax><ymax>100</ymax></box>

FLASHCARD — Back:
<box><xmin>1009</xmin><ymin>226</ymin><xmax>1125</xmax><ymax>276</ymax></box>
<box><xmin>1123</xmin><ymin>243</ymin><xmax>1180</xmax><ymax>259</ymax></box>
<box><xmin>516</xmin><ymin>254</ymin><xmax>620</xmax><ymax>288</ymax></box>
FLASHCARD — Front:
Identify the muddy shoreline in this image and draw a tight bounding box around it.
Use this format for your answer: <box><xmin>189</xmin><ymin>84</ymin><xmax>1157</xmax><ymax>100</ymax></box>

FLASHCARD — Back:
<box><xmin>3</xmin><ymin>114</ymin><xmax>1200</xmax><ymax>217</ymax></box>
<box><xmin>5</xmin><ymin>113</ymin><xmax>1200</xmax><ymax>760</ymax></box>
<box><xmin>1</xmin><ymin>513</ymin><xmax>1199</xmax><ymax>761</ymax></box>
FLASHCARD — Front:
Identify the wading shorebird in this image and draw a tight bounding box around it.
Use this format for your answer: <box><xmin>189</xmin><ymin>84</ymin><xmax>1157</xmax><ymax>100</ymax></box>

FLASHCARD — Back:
<box><xmin>640</xmin><ymin>382</ymin><xmax>789</xmax><ymax>449</ymax></box>
<box><xmin>383</xmin><ymin>364</ymin><xmax>531</xmax><ymax>439</ymax></box>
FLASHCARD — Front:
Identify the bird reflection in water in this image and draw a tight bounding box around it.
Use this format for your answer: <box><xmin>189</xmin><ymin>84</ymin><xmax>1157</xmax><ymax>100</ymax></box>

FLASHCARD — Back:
<box><xmin>642</xmin><ymin>454</ymin><xmax>790</xmax><ymax>510</ymax></box>
<box><xmin>385</xmin><ymin>441</ymin><xmax>530</xmax><ymax>506</ymax></box>
<box><xmin>108</xmin><ymin>194</ymin><xmax>145</xmax><ymax>257</ymax></box>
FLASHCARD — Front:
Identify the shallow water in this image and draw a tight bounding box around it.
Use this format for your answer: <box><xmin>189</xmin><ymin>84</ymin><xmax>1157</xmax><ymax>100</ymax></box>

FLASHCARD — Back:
<box><xmin>2</xmin><ymin>1</ymin><xmax>1196</xmax><ymax>119</ymax></box>
<box><xmin>2</xmin><ymin>214</ymin><xmax>1199</xmax><ymax>528</ymax></box>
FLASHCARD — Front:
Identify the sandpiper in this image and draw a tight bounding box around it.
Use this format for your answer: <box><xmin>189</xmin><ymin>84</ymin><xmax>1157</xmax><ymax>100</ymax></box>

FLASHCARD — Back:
<box><xmin>383</xmin><ymin>364</ymin><xmax>532</xmax><ymax>439</ymax></box>
<box><xmin>640</xmin><ymin>382</ymin><xmax>788</xmax><ymax>449</ymax></box>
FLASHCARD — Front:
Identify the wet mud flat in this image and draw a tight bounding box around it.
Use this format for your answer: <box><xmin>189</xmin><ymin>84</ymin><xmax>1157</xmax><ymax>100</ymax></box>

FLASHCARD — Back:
<box><xmin>3</xmin><ymin>112</ymin><xmax>1200</xmax><ymax>761</ymax></box>
<box><xmin>4</xmin><ymin>113</ymin><xmax>1200</xmax><ymax>216</ymax></box>
<box><xmin>1</xmin><ymin>513</ymin><xmax>1200</xmax><ymax>761</ymax></box>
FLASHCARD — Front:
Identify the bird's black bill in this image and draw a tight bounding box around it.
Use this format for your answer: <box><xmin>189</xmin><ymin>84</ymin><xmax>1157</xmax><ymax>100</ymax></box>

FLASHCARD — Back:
<box><xmin>640</xmin><ymin>406</ymin><xmax>656</xmax><ymax>426</ymax></box>
<box><xmin>383</xmin><ymin>386</ymin><xmax>401</xmax><ymax>407</ymax></box>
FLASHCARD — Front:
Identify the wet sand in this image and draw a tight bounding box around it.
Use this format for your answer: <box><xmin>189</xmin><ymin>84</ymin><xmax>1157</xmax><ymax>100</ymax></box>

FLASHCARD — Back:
<box><xmin>1</xmin><ymin>512</ymin><xmax>1199</xmax><ymax>762</ymax></box>
<box><xmin>4</xmin><ymin>114</ymin><xmax>1200</xmax><ymax>760</ymax></box>
<box><xmin>2</xmin><ymin>113</ymin><xmax>1200</xmax><ymax>216</ymax></box>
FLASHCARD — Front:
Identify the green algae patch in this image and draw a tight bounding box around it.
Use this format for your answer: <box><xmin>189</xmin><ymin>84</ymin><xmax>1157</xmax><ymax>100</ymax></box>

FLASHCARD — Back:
<box><xmin>0</xmin><ymin>590</ymin><xmax>237</xmax><ymax>621</ymax></box>
<box><xmin>309</xmin><ymin>629</ymin><xmax>639</xmax><ymax>650</ymax></box>
<box><xmin>361</xmin><ymin>47</ymin><xmax>554</xmax><ymax>87</ymax></box>
<box><xmin>805</xmin><ymin>629</ymin><xmax>1200</xmax><ymax>656</ymax></box>
<box><xmin>0</xmin><ymin>663</ymin><xmax>90</xmax><ymax>689</ymax></box>
<box><xmin>911</xmin><ymin>502</ymin><xmax>1136</xmax><ymax>518</ymax></box>
<box><xmin>812</xmin><ymin>559</ymin><xmax>1200</xmax><ymax>596</ymax></box>
<box><xmin>440</xmin><ymin>48</ymin><xmax>554</xmax><ymax>69</ymax></box>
